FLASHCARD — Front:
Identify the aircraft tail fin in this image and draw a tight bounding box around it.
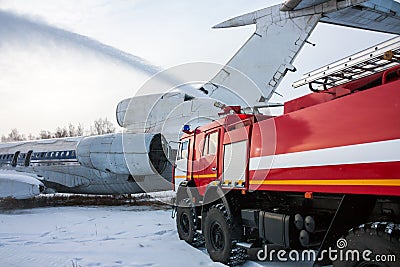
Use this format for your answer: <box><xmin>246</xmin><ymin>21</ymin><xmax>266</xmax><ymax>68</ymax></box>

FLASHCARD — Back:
<box><xmin>201</xmin><ymin>4</ymin><xmax>321</xmax><ymax>110</ymax></box>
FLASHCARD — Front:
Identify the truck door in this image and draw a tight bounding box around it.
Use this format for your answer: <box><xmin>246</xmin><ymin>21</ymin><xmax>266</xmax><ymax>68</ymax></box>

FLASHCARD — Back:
<box><xmin>197</xmin><ymin>130</ymin><xmax>220</xmax><ymax>195</ymax></box>
<box><xmin>222</xmin><ymin>119</ymin><xmax>252</xmax><ymax>189</ymax></box>
<box><xmin>174</xmin><ymin>139</ymin><xmax>190</xmax><ymax>191</ymax></box>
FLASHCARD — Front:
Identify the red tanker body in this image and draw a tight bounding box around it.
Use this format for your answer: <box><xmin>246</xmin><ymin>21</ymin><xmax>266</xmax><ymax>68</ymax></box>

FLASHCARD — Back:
<box><xmin>249</xmin><ymin>67</ymin><xmax>400</xmax><ymax>196</ymax></box>
<box><xmin>173</xmin><ymin>48</ymin><xmax>400</xmax><ymax>266</ymax></box>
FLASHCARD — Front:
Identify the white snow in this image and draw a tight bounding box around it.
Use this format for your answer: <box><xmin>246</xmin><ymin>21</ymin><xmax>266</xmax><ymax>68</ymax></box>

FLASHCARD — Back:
<box><xmin>0</xmin><ymin>206</ymin><xmax>312</xmax><ymax>267</ymax></box>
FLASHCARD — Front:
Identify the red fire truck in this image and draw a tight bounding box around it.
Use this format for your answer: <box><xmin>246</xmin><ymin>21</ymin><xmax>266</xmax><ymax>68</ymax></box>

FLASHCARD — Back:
<box><xmin>173</xmin><ymin>38</ymin><xmax>400</xmax><ymax>266</ymax></box>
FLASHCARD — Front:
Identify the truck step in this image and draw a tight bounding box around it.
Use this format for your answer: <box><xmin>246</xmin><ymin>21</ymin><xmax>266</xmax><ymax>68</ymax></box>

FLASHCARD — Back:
<box><xmin>236</xmin><ymin>242</ymin><xmax>253</xmax><ymax>249</ymax></box>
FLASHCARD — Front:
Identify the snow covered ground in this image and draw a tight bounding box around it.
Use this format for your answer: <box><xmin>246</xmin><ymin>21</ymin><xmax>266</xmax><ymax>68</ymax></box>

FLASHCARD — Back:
<box><xmin>0</xmin><ymin>205</ymin><xmax>312</xmax><ymax>267</ymax></box>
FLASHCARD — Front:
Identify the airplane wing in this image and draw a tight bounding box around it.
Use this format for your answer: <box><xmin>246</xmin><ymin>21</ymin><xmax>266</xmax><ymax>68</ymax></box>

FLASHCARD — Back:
<box><xmin>198</xmin><ymin>0</ymin><xmax>400</xmax><ymax>111</ymax></box>
<box><xmin>0</xmin><ymin>170</ymin><xmax>44</xmax><ymax>199</ymax></box>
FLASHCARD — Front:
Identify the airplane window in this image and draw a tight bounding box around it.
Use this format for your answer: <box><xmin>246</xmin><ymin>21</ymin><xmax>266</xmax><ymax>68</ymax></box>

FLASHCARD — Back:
<box><xmin>60</xmin><ymin>152</ymin><xmax>65</xmax><ymax>157</ymax></box>
<box><xmin>66</xmin><ymin>151</ymin><xmax>70</xmax><ymax>157</ymax></box>
<box><xmin>55</xmin><ymin>152</ymin><xmax>60</xmax><ymax>158</ymax></box>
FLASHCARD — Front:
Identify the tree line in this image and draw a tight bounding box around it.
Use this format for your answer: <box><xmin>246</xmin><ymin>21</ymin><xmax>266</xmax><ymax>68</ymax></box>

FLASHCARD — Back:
<box><xmin>1</xmin><ymin>118</ymin><xmax>116</xmax><ymax>142</ymax></box>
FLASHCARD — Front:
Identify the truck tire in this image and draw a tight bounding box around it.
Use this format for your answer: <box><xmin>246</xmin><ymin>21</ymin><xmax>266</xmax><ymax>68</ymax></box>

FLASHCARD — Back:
<box><xmin>333</xmin><ymin>222</ymin><xmax>400</xmax><ymax>267</ymax></box>
<box><xmin>204</xmin><ymin>204</ymin><xmax>246</xmax><ymax>266</ymax></box>
<box><xmin>176</xmin><ymin>198</ymin><xmax>204</xmax><ymax>247</ymax></box>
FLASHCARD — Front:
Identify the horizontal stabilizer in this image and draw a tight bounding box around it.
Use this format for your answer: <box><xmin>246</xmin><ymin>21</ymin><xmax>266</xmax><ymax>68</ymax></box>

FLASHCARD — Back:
<box><xmin>280</xmin><ymin>0</ymin><xmax>331</xmax><ymax>11</ymax></box>
<box><xmin>320</xmin><ymin>0</ymin><xmax>400</xmax><ymax>35</ymax></box>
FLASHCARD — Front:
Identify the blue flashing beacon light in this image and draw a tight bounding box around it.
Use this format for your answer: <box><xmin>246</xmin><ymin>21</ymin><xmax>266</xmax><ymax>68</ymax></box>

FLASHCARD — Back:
<box><xmin>183</xmin><ymin>125</ymin><xmax>191</xmax><ymax>133</ymax></box>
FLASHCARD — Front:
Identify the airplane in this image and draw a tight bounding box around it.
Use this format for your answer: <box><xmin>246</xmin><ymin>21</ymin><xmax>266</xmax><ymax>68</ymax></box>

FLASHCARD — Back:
<box><xmin>0</xmin><ymin>93</ymin><xmax>222</xmax><ymax>199</ymax></box>
<box><xmin>1</xmin><ymin>0</ymin><xmax>400</xmax><ymax>199</ymax></box>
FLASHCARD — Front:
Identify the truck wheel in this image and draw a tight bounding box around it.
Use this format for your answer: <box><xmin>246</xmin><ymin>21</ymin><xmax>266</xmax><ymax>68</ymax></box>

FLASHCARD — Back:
<box><xmin>333</xmin><ymin>222</ymin><xmax>400</xmax><ymax>267</ymax></box>
<box><xmin>176</xmin><ymin>198</ymin><xmax>204</xmax><ymax>247</ymax></box>
<box><xmin>204</xmin><ymin>204</ymin><xmax>246</xmax><ymax>266</ymax></box>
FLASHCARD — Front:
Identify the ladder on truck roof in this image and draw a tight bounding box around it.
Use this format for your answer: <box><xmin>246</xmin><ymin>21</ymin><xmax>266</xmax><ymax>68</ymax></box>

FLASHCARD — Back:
<box><xmin>292</xmin><ymin>36</ymin><xmax>400</xmax><ymax>91</ymax></box>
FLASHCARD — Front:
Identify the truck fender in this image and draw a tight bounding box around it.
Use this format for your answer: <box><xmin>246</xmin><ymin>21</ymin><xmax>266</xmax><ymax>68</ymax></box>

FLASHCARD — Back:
<box><xmin>202</xmin><ymin>181</ymin><xmax>233</xmax><ymax>221</ymax></box>
<box><xmin>176</xmin><ymin>179</ymin><xmax>200</xmax><ymax>205</ymax></box>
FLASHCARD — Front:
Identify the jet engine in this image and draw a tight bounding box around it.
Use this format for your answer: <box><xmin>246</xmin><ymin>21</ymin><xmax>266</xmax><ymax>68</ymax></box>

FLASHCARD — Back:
<box><xmin>76</xmin><ymin>133</ymin><xmax>169</xmax><ymax>176</ymax></box>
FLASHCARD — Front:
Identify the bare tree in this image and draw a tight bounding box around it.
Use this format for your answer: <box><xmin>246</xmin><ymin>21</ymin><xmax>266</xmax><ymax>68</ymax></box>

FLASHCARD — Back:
<box><xmin>1</xmin><ymin>128</ymin><xmax>27</xmax><ymax>142</ymax></box>
<box><xmin>54</xmin><ymin>127</ymin><xmax>68</xmax><ymax>138</ymax></box>
<box><xmin>76</xmin><ymin>123</ymin><xmax>84</xmax><ymax>136</ymax></box>
<box><xmin>90</xmin><ymin>118</ymin><xmax>115</xmax><ymax>135</ymax></box>
<box><xmin>27</xmin><ymin>133</ymin><xmax>36</xmax><ymax>140</ymax></box>
<box><xmin>68</xmin><ymin>123</ymin><xmax>76</xmax><ymax>137</ymax></box>
<box><xmin>39</xmin><ymin>130</ymin><xmax>52</xmax><ymax>140</ymax></box>
<box><xmin>2</xmin><ymin>118</ymin><xmax>114</xmax><ymax>142</ymax></box>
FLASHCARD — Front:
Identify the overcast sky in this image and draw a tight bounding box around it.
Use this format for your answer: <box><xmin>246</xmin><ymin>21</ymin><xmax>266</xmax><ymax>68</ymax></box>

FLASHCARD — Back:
<box><xmin>0</xmin><ymin>0</ymin><xmax>395</xmax><ymax>136</ymax></box>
